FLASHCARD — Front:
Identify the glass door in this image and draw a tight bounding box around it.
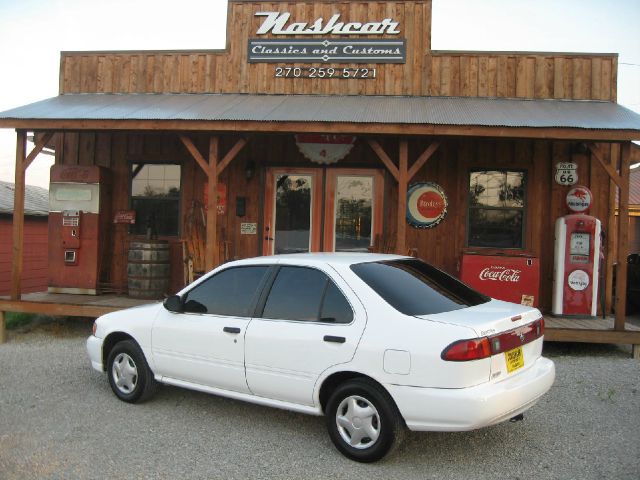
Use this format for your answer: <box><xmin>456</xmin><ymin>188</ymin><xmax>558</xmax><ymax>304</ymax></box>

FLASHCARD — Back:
<box><xmin>263</xmin><ymin>168</ymin><xmax>322</xmax><ymax>255</ymax></box>
<box><xmin>324</xmin><ymin>169</ymin><xmax>384</xmax><ymax>252</ymax></box>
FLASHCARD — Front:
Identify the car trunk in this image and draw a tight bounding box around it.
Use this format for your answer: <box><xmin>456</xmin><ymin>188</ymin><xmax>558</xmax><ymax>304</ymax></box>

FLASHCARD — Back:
<box><xmin>417</xmin><ymin>299</ymin><xmax>544</xmax><ymax>383</ymax></box>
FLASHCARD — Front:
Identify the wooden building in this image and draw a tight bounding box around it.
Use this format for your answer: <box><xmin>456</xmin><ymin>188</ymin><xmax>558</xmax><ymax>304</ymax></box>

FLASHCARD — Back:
<box><xmin>0</xmin><ymin>181</ymin><xmax>48</xmax><ymax>296</ymax></box>
<box><xmin>1</xmin><ymin>0</ymin><xmax>639</xmax><ymax>352</ymax></box>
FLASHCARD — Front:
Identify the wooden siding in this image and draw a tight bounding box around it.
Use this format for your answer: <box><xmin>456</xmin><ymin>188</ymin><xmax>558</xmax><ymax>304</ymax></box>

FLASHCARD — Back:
<box><xmin>429</xmin><ymin>52</ymin><xmax>617</xmax><ymax>101</ymax></box>
<box><xmin>55</xmin><ymin>131</ymin><xmax>617</xmax><ymax>311</ymax></box>
<box><xmin>0</xmin><ymin>217</ymin><xmax>48</xmax><ymax>295</ymax></box>
<box><xmin>58</xmin><ymin>1</ymin><xmax>616</xmax><ymax>101</ymax></box>
<box><xmin>60</xmin><ymin>1</ymin><xmax>431</xmax><ymax>96</ymax></box>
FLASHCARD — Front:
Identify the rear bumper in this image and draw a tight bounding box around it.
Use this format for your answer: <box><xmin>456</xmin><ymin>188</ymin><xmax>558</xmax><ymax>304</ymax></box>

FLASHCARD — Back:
<box><xmin>86</xmin><ymin>335</ymin><xmax>104</xmax><ymax>372</ymax></box>
<box><xmin>387</xmin><ymin>357</ymin><xmax>555</xmax><ymax>432</ymax></box>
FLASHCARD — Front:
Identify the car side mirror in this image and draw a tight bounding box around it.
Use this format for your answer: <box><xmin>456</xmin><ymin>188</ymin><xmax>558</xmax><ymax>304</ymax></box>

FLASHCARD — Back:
<box><xmin>163</xmin><ymin>295</ymin><xmax>183</xmax><ymax>313</ymax></box>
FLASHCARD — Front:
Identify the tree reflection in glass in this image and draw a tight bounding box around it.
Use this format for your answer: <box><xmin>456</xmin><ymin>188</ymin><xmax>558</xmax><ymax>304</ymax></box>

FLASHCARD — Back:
<box><xmin>274</xmin><ymin>175</ymin><xmax>312</xmax><ymax>254</ymax></box>
<box><xmin>335</xmin><ymin>176</ymin><xmax>373</xmax><ymax>252</ymax></box>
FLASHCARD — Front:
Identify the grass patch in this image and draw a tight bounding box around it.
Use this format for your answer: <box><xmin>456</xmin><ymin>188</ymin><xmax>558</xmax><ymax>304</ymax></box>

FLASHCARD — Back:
<box><xmin>3</xmin><ymin>313</ymin><xmax>91</xmax><ymax>337</ymax></box>
<box><xmin>5</xmin><ymin>312</ymin><xmax>41</xmax><ymax>329</ymax></box>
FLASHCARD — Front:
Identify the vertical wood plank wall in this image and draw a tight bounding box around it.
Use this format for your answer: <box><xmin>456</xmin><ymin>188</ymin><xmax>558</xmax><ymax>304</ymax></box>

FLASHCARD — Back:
<box><xmin>58</xmin><ymin>1</ymin><xmax>616</xmax><ymax>101</ymax></box>
<box><xmin>54</xmin><ymin>131</ymin><xmax>615</xmax><ymax>311</ymax></box>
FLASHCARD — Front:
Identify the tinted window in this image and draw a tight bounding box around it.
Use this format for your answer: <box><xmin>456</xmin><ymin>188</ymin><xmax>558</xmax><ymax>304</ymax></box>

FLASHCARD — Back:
<box><xmin>263</xmin><ymin>266</ymin><xmax>340</xmax><ymax>322</ymax></box>
<box><xmin>351</xmin><ymin>259</ymin><xmax>490</xmax><ymax>316</ymax></box>
<box><xmin>320</xmin><ymin>282</ymin><xmax>353</xmax><ymax>324</ymax></box>
<box><xmin>183</xmin><ymin>266</ymin><xmax>268</xmax><ymax>316</ymax></box>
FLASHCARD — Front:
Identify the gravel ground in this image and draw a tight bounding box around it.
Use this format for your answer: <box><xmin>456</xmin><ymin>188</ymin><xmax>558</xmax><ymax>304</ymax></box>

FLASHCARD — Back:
<box><xmin>0</xmin><ymin>322</ymin><xmax>639</xmax><ymax>480</ymax></box>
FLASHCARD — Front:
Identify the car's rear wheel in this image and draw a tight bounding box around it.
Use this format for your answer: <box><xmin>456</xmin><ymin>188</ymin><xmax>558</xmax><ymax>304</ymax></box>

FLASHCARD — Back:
<box><xmin>106</xmin><ymin>340</ymin><xmax>157</xmax><ymax>403</ymax></box>
<box><xmin>325</xmin><ymin>378</ymin><xmax>405</xmax><ymax>462</ymax></box>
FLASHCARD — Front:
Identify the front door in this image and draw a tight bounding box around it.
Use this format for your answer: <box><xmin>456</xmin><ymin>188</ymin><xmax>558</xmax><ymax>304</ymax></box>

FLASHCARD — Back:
<box><xmin>263</xmin><ymin>168</ymin><xmax>383</xmax><ymax>254</ymax></box>
<box><xmin>263</xmin><ymin>168</ymin><xmax>323</xmax><ymax>255</ymax></box>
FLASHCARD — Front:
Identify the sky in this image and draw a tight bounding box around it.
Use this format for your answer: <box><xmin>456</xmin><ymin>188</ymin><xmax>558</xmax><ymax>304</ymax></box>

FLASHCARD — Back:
<box><xmin>0</xmin><ymin>0</ymin><xmax>638</xmax><ymax>189</ymax></box>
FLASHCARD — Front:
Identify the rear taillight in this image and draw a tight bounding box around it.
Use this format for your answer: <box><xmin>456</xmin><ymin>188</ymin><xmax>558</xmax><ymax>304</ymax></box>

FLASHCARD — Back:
<box><xmin>441</xmin><ymin>338</ymin><xmax>492</xmax><ymax>361</ymax></box>
<box><xmin>441</xmin><ymin>317</ymin><xmax>544</xmax><ymax>362</ymax></box>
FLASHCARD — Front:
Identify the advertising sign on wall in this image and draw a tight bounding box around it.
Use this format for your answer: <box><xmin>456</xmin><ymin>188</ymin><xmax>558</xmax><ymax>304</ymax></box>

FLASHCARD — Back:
<box><xmin>295</xmin><ymin>134</ymin><xmax>356</xmax><ymax>164</ymax></box>
<box><xmin>406</xmin><ymin>182</ymin><xmax>447</xmax><ymax>228</ymax></box>
<box><xmin>566</xmin><ymin>185</ymin><xmax>592</xmax><ymax>213</ymax></box>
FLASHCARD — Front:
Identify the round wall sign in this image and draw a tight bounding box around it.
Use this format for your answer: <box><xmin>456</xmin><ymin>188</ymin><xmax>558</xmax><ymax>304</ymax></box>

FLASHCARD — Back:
<box><xmin>568</xmin><ymin>269</ymin><xmax>590</xmax><ymax>291</ymax></box>
<box><xmin>566</xmin><ymin>185</ymin><xmax>592</xmax><ymax>213</ymax></box>
<box><xmin>295</xmin><ymin>134</ymin><xmax>356</xmax><ymax>164</ymax></box>
<box><xmin>406</xmin><ymin>182</ymin><xmax>448</xmax><ymax>228</ymax></box>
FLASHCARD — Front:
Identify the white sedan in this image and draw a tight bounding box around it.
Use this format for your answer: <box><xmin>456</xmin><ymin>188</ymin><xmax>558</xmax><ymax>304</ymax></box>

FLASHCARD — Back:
<box><xmin>87</xmin><ymin>253</ymin><xmax>555</xmax><ymax>462</ymax></box>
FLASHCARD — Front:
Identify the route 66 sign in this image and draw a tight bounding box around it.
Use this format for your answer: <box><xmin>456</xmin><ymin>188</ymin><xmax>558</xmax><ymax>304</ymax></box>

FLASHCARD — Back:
<box><xmin>555</xmin><ymin>162</ymin><xmax>578</xmax><ymax>185</ymax></box>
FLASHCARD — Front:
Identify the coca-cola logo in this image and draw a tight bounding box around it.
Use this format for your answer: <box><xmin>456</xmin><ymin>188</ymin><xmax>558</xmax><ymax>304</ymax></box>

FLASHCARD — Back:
<box><xmin>479</xmin><ymin>266</ymin><xmax>521</xmax><ymax>283</ymax></box>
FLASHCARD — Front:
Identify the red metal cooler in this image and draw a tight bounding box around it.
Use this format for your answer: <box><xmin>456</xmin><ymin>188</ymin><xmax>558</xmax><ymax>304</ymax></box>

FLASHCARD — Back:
<box><xmin>460</xmin><ymin>254</ymin><xmax>540</xmax><ymax>307</ymax></box>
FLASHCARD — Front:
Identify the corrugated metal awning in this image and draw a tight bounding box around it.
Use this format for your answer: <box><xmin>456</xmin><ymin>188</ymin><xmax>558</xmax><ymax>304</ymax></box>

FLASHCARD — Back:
<box><xmin>1</xmin><ymin>93</ymin><xmax>639</xmax><ymax>140</ymax></box>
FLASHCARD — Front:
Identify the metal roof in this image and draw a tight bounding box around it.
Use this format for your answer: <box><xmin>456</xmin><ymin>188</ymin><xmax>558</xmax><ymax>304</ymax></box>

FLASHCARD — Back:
<box><xmin>0</xmin><ymin>181</ymin><xmax>49</xmax><ymax>216</ymax></box>
<box><xmin>1</xmin><ymin>93</ymin><xmax>640</xmax><ymax>134</ymax></box>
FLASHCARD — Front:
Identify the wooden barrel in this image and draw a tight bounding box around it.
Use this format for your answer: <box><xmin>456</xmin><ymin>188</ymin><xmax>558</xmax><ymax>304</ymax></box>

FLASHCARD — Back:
<box><xmin>127</xmin><ymin>241</ymin><xmax>171</xmax><ymax>299</ymax></box>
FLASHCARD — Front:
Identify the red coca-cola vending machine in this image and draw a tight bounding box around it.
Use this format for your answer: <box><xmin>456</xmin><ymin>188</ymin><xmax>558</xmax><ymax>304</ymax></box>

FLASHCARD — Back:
<box><xmin>460</xmin><ymin>254</ymin><xmax>540</xmax><ymax>306</ymax></box>
<box><xmin>48</xmin><ymin>166</ymin><xmax>109</xmax><ymax>294</ymax></box>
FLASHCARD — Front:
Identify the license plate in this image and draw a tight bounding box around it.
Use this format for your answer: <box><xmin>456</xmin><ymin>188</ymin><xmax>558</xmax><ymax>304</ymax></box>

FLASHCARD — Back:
<box><xmin>505</xmin><ymin>346</ymin><xmax>524</xmax><ymax>373</ymax></box>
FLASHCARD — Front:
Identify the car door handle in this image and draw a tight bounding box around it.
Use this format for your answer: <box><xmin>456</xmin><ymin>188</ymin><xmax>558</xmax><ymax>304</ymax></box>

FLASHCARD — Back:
<box><xmin>223</xmin><ymin>327</ymin><xmax>241</xmax><ymax>334</ymax></box>
<box><xmin>323</xmin><ymin>335</ymin><xmax>346</xmax><ymax>344</ymax></box>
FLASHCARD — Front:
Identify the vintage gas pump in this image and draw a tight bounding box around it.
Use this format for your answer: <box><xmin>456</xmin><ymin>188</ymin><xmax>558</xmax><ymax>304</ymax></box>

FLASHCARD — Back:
<box><xmin>552</xmin><ymin>186</ymin><xmax>601</xmax><ymax>317</ymax></box>
<box><xmin>48</xmin><ymin>166</ymin><xmax>109</xmax><ymax>294</ymax></box>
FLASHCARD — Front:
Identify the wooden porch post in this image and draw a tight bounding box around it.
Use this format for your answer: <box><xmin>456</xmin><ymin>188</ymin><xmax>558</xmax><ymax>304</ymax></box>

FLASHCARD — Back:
<box><xmin>368</xmin><ymin>138</ymin><xmax>440</xmax><ymax>255</ymax></box>
<box><xmin>180</xmin><ymin>134</ymin><xmax>247</xmax><ymax>272</ymax></box>
<box><xmin>10</xmin><ymin>130</ymin><xmax>27</xmax><ymax>301</ymax></box>
<box><xmin>397</xmin><ymin>140</ymin><xmax>409</xmax><ymax>255</ymax></box>
<box><xmin>614</xmin><ymin>142</ymin><xmax>631</xmax><ymax>330</ymax></box>
<box><xmin>206</xmin><ymin>137</ymin><xmax>219</xmax><ymax>270</ymax></box>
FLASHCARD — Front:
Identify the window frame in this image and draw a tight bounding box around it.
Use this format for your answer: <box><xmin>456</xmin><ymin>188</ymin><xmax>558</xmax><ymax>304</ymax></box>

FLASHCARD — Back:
<box><xmin>129</xmin><ymin>161</ymin><xmax>183</xmax><ymax>237</ymax></box>
<box><xmin>255</xmin><ymin>265</ymin><xmax>355</xmax><ymax>325</ymax></box>
<box><xmin>466</xmin><ymin>168</ymin><xmax>528</xmax><ymax>250</ymax></box>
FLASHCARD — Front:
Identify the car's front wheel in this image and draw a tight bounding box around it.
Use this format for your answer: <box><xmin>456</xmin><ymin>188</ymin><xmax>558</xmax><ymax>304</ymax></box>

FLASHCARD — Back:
<box><xmin>325</xmin><ymin>378</ymin><xmax>405</xmax><ymax>462</ymax></box>
<box><xmin>106</xmin><ymin>339</ymin><xmax>157</xmax><ymax>403</ymax></box>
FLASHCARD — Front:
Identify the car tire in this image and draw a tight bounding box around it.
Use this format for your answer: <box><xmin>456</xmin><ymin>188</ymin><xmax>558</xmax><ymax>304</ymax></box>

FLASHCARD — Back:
<box><xmin>325</xmin><ymin>378</ymin><xmax>405</xmax><ymax>463</ymax></box>
<box><xmin>106</xmin><ymin>339</ymin><xmax>158</xmax><ymax>403</ymax></box>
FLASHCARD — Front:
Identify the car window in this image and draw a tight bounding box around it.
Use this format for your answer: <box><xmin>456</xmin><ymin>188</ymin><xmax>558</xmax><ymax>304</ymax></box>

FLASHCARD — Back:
<box><xmin>320</xmin><ymin>281</ymin><xmax>353</xmax><ymax>324</ymax></box>
<box><xmin>182</xmin><ymin>266</ymin><xmax>269</xmax><ymax>316</ymax></box>
<box><xmin>262</xmin><ymin>266</ymin><xmax>352</xmax><ymax>323</ymax></box>
<box><xmin>351</xmin><ymin>259</ymin><xmax>490</xmax><ymax>316</ymax></box>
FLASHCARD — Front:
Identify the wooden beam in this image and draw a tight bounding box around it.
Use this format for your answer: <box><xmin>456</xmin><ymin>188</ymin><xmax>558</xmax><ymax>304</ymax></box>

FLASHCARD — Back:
<box><xmin>10</xmin><ymin>131</ymin><xmax>27</xmax><ymax>301</ymax></box>
<box><xmin>408</xmin><ymin>141</ymin><xmax>440</xmax><ymax>181</ymax></box>
<box><xmin>205</xmin><ymin>136</ymin><xmax>219</xmax><ymax>271</ymax></box>
<box><xmin>367</xmin><ymin>139</ymin><xmax>399</xmax><ymax>181</ymax></box>
<box><xmin>2</xmin><ymin>119</ymin><xmax>639</xmax><ymax>142</ymax></box>
<box><xmin>588</xmin><ymin>142</ymin><xmax>623</xmax><ymax>190</ymax></box>
<box><xmin>544</xmin><ymin>327</ymin><xmax>640</xmax><ymax>345</ymax></box>
<box><xmin>0</xmin><ymin>300</ymin><xmax>118</xmax><ymax>318</ymax></box>
<box><xmin>397</xmin><ymin>140</ymin><xmax>409</xmax><ymax>255</ymax></box>
<box><xmin>605</xmin><ymin>144</ymin><xmax>618</xmax><ymax>313</ymax></box>
<box><xmin>179</xmin><ymin>135</ymin><xmax>209</xmax><ymax>176</ymax></box>
<box><xmin>23</xmin><ymin>132</ymin><xmax>54</xmax><ymax>171</ymax></box>
<box><xmin>218</xmin><ymin>137</ymin><xmax>247</xmax><ymax>175</ymax></box>
<box><xmin>615</xmin><ymin>142</ymin><xmax>631</xmax><ymax>330</ymax></box>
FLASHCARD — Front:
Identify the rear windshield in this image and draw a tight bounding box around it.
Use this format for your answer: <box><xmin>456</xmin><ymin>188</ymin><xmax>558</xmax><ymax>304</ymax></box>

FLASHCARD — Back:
<box><xmin>351</xmin><ymin>259</ymin><xmax>490</xmax><ymax>316</ymax></box>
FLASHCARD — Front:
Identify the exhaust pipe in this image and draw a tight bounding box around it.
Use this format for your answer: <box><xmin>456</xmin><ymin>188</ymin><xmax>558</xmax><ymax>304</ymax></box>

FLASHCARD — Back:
<box><xmin>509</xmin><ymin>413</ymin><xmax>524</xmax><ymax>423</ymax></box>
